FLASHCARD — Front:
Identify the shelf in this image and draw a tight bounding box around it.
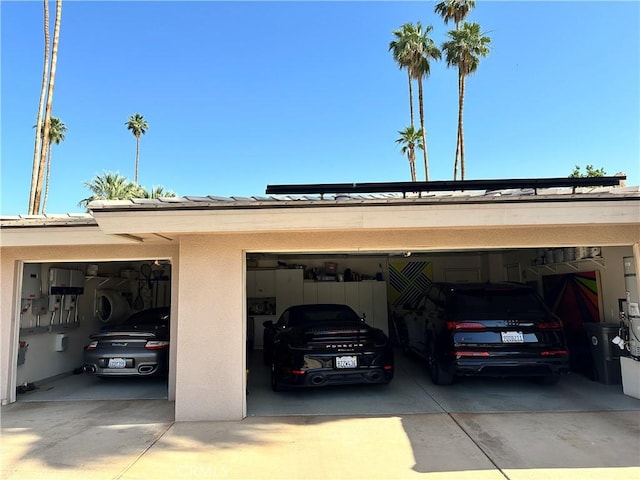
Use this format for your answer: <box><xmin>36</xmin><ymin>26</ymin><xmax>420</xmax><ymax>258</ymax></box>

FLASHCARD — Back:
<box><xmin>85</xmin><ymin>276</ymin><xmax>128</xmax><ymax>287</ymax></box>
<box><xmin>528</xmin><ymin>257</ymin><xmax>605</xmax><ymax>275</ymax></box>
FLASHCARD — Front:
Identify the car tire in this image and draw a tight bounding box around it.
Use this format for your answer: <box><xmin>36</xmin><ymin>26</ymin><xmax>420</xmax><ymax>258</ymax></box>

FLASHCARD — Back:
<box><xmin>428</xmin><ymin>339</ymin><xmax>454</xmax><ymax>386</ymax></box>
<box><xmin>270</xmin><ymin>364</ymin><xmax>283</xmax><ymax>392</ymax></box>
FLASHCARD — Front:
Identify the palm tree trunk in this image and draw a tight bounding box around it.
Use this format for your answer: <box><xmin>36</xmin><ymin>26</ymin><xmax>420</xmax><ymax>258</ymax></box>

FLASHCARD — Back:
<box><xmin>408</xmin><ymin>148</ymin><xmax>417</xmax><ymax>182</ymax></box>
<box><xmin>453</xmin><ymin>69</ymin><xmax>462</xmax><ymax>180</ymax></box>
<box><xmin>42</xmin><ymin>144</ymin><xmax>52</xmax><ymax>214</ymax></box>
<box><xmin>28</xmin><ymin>0</ymin><xmax>50</xmax><ymax>215</ymax></box>
<box><xmin>135</xmin><ymin>135</ymin><xmax>140</xmax><ymax>184</ymax></box>
<box><xmin>407</xmin><ymin>72</ymin><xmax>415</xmax><ymax>129</ymax></box>
<box><xmin>417</xmin><ymin>79</ymin><xmax>429</xmax><ymax>181</ymax></box>
<box><xmin>459</xmin><ymin>75</ymin><xmax>466</xmax><ymax>180</ymax></box>
<box><xmin>34</xmin><ymin>0</ymin><xmax>62</xmax><ymax>214</ymax></box>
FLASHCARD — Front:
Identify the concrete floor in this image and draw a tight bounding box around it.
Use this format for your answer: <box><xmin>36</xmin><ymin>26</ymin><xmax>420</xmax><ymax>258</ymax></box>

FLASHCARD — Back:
<box><xmin>3</xmin><ymin>352</ymin><xmax>640</xmax><ymax>480</ymax></box>
<box><xmin>14</xmin><ymin>373</ymin><xmax>168</xmax><ymax>402</ymax></box>
<box><xmin>14</xmin><ymin>350</ymin><xmax>640</xmax><ymax>416</ymax></box>
<box><xmin>247</xmin><ymin>350</ymin><xmax>640</xmax><ymax>416</ymax></box>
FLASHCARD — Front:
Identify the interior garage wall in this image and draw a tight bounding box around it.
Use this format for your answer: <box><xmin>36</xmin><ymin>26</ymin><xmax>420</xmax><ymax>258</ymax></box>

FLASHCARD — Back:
<box><xmin>508</xmin><ymin>246</ymin><xmax>634</xmax><ymax>323</ymax></box>
<box><xmin>1</xmin><ymin>243</ymin><xmax>178</xmax><ymax>405</ymax></box>
<box><xmin>15</xmin><ymin>264</ymin><xmax>103</xmax><ymax>386</ymax></box>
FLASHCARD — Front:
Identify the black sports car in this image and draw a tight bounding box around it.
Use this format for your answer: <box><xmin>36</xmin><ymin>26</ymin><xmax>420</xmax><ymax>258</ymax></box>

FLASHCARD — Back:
<box><xmin>263</xmin><ymin>304</ymin><xmax>394</xmax><ymax>391</ymax></box>
<box><xmin>83</xmin><ymin>307</ymin><xmax>170</xmax><ymax>377</ymax></box>
<box><xmin>401</xmin><ymin>282</ymin><xmax>569</xmax><ymax>385</ymax></box>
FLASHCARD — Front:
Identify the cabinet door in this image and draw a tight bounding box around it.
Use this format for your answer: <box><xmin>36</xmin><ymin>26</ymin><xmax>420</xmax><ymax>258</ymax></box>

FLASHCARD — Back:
<box><xmin>255</xmin><ymin>270</ymin><xmax>276</xmax><ymax>297</ymax></box>
<box><xmin>344</xmin><ymin>283</ymin><xmax>360</xmax><ymax>315</ymax></box>
<box><xmin>315</xmin><ymin>282</ymin><xmax>345</xmax><ymax>304</ymax></box>
<box><xmin>303</xmin><ymin>282</ymin><xmax>318</xmax><ymax>304</ymax></box>
<box><xmin>358</xmin><ymin>282</ymin><xmax>374</xmax><ymax>324</ymax></box>
<box><xmin>372</xmin><ymin>282</ymin><xmax>389</xmax><ymax>334</ymax></box>
<box><xmin>246</xmin><ymin>271</ymin><xmax>256</xmax><ymax>297</ymax></box>
<box><xmin>276</xmin><ymin>269</ymin><xmax>303</xmax><ymax>316</ymax></box>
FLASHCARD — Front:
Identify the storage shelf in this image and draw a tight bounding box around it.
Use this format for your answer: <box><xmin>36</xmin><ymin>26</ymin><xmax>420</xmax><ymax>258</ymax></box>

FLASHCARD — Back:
<box><xmin>528</xmin><ymin>257</ymin><xmax>605</xmax><ymax>275</ymax></box>
<box><xmin>85</xmin><ymin>276</ymin><xmax>128</xmax><ymax>287</ymax></box>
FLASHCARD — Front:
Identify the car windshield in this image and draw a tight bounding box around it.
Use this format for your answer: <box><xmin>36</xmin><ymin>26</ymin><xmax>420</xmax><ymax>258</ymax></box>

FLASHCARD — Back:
<box><xmin>449</xmin><ymin>289</ymin><xmax>547</xmax><ymax>319</ymax></box>
<box><xmin>120</xmin><ymin>309</ymin><xmax>169</xmax><ymax>328</ymax></box>
<box><xmin>288</xmin><ymin>306</ymin><xmax>360</xmax><ymax>327</ymax></box>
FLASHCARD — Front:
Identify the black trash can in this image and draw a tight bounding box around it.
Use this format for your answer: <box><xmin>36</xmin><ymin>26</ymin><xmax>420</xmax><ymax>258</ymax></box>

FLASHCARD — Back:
<box><xmin>584</xmin><ymin>322</ymin><xmax>623</xmax><ymax>384</ymax></box>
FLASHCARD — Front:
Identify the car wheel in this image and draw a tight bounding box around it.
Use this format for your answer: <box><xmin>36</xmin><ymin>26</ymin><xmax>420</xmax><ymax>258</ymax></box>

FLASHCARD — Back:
<box><xmin>428</xmin><ymin>340</ymin><xmax>454</xmax><ymax>386</ymax></box>
<box><xmin>270</xmin><ymin>364</ymin><xmax>283</xmax><ymax>392</ymax></box>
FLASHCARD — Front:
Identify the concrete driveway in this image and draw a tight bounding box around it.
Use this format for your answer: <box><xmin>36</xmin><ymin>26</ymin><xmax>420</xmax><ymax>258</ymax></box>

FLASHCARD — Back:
<box><xmin>3</xmin><ymin>352</ymin><xmax>640</xmax><ymax>479</ymax></box>
<box><xmin>2</xmin><ymin>399</ymin><xmax>639</xmax><ymax>480</ymax></box>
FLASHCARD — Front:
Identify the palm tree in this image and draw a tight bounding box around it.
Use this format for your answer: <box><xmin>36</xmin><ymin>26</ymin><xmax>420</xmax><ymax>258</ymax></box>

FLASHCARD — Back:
<box><xmin>79</xmin><ymin>172</ymin><xmax>144</xmax><ymax>208</ymax></box>
<box><xmin>435</xmin><ymin>0</ymin><xmax>476</xmax><ymax>181</ymax></box>
<box><xmin>28</xmin><ymin>0</ymin><xmax>51</xmax><ymax>215</ymax></box>
<box><xmin>126</xmin><ymin>113</ymin><xmax>149</xmax><ymax>184</ymax></box>
<box><xmin>390</xmin><ymin>23</ymin><xmax>419</xmax><ymax>129</ymax></box>
<box><xmin>442</xmin><ymin>23</ymin><xmax>490</xmax><ymax>180</ymax></box>
<box><xmin>396</xmin><ymin>126</ymin><xmax>424</xmax><ymax>182</ymax></box>
<box><xmin>140</xmin><ymin>186</ymin><xmax>176</xmax><ymax>199</ymax></box>
<box><xmin>389</xmin><ymin>23</ymin><xmax>441</xmax><ymax>181</ymax></box>
<box><xmin>40</xmin><ymin>117</ymin><xmax>67</xmax><ymax>214</ymax></box>
<box><xmin>434</xmin><ymin>0</ymin><xmax>476</xmax><ymax>30</ymax></box>
<box><xmin>32</xmin><ymin>0</ymin><xmax>63</xmax><ymax>215</ymax></box>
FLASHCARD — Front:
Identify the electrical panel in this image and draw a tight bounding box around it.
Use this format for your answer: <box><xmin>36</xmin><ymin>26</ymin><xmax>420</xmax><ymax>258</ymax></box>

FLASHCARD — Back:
<box><xmin>22</xmin><ymin>264</ymin><xmax>42</xmax><ymax>299</ymax></box>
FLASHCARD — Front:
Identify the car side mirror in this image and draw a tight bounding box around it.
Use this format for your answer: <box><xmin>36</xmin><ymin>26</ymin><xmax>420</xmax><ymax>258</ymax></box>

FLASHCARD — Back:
<box><xmin>263</xmin><ymin>320</ymin><xmax>273</xmax><ymax>328</ymax></box>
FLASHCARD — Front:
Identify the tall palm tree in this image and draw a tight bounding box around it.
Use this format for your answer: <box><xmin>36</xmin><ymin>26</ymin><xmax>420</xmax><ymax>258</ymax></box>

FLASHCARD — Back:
<box><xmin>33</xmin><ymin>0</ymin><xmax>63</xmax><ymax>215</ymax></box>
<box><xmin>435</xmin><ymin>0</ymin><xmax>476</xmax><ymax>181</ymax></box>
<box><xmin>434</xmin><ymin>0</ymin><xmax>476</xmax><ymax>30</ymax></box>
<box><xmin>29</xmin><ymin>0</ymin><xmax>50</xmax><ymax>214</ymax></box>
<box><xmin>396</xmin><ymin>126</ymin><xmax>424</xmax><ymax>182</ymax></box>
<box><xmin>442</xmin><ymin>23</ymin><xmax>490</xmax><ymax>180</ymax></box>
<box><xmin>126</xmin><ymin>113</ymin><xmax>149</xmax><ymax>184</ymax></box>
<box><xmin>40</xmin><ymin>117</ymin><xmax>67</xmax><ymax>214</ymax></box>
<box><xmin>390</xmin><ymin>23</ymin><xmax>419</xmax><ymax>129</ymax></box>
<box><xmin>389</xmin><ymin>23</ymin><xmax>441</xmax><ymax>181</ymax></box>
<box><xmin>79</xmin><ymin>172</ymin><xmax>144</xmax><ymax>208</ymax></box>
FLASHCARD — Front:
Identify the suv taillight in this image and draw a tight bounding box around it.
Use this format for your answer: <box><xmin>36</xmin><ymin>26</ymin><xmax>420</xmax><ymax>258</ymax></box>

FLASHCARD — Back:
<box><xmin>447</xmin><ymin>322</ymin><xmax>486</xmax><ymax>331</ymax></box>
<box><xmin>538</xmin><ymin>321</ymin><xmax>563</xmax><ymax>329</ymax></box>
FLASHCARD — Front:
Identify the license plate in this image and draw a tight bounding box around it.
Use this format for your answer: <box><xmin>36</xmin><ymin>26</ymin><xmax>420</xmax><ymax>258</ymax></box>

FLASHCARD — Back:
<box><xmin>501</xmin><ymin>331</ymin><xmax>524</xmax><ymax>343</ymax></box>
<box><xmin>108</xmin><ymin>358</ymin><xmax>126</xmax><ymax>368</ymax></box>
<box><xmin>335</xmin><ymin>356</ymin><xmax>357</xmax><ymax>369</ymax></box>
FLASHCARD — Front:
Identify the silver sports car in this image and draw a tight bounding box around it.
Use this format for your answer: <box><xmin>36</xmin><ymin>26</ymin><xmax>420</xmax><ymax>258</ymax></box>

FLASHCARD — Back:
<box><xmin>83</xmin><ymin>307</ymin><xmax>170</xmax><ymax>377</ymax></box>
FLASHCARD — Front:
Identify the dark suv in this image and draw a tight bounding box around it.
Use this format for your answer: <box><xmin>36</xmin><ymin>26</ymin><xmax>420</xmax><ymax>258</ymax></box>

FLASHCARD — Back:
<box><xmin>401</xmin><ymin>282</ymin><xmax>569</xmax><ymax>385</ymax></box>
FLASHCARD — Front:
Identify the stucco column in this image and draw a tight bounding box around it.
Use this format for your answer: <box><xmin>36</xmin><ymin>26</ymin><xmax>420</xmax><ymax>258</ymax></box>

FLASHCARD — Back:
<box><xmin>174</xmin><ymin>235</ymin><xmax>246</xmax><ymax>421</ymax></box>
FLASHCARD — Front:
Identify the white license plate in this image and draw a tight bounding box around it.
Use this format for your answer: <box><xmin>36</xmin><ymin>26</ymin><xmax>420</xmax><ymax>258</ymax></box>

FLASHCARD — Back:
<box><xmin>335</xmin><ymin>356</ymin><xmax>357</xmax><ymax>369</ymax></box>
<box><xmin>108</xmin><ymin>358</ymin><xmax>127</xmax><ymax>368</ymax></box>
<box><xmin>501</xmin><ymin>331</ymin><xmax>524</xmax><ymax>343</ymax></box>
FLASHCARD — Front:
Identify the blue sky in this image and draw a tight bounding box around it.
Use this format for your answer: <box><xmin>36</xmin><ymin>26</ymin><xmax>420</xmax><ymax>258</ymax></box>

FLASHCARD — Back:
<box><xmin>2</xmin><ymin>1</ymin><xmax>639</xmax><ymax>215</ymax></box>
